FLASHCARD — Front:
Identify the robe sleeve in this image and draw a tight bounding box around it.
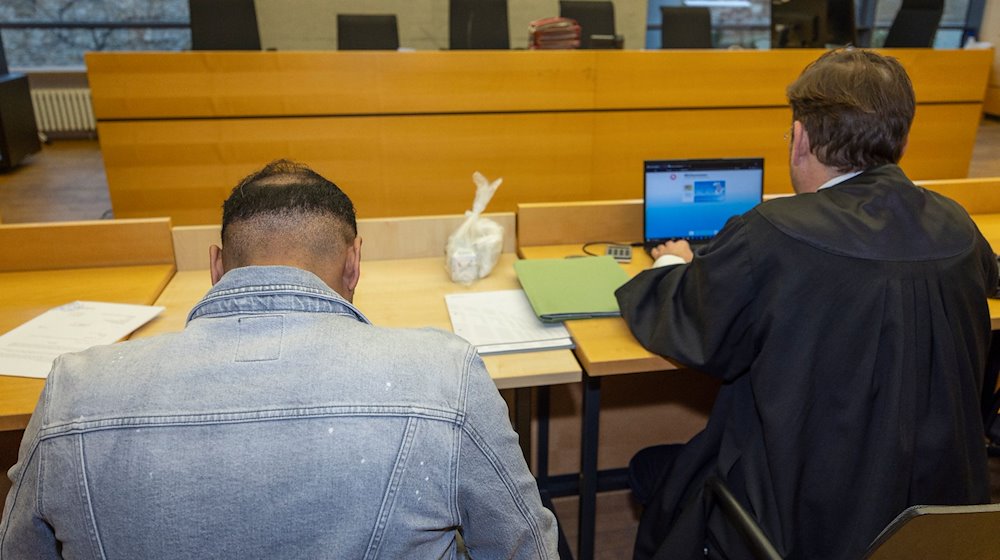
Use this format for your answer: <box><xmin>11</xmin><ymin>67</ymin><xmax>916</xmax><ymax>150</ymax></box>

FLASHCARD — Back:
<box><xmin>615</xmin><ymin>215</ymin><xmax>757</xmax><ymax>381</ymax></box>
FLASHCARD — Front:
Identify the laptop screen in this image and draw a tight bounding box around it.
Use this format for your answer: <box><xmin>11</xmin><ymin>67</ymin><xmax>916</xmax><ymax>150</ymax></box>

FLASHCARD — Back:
<box><xmin>644</xmin><ymin>158</ymin><xmax>764</xmax><ymax>245</ymax></box>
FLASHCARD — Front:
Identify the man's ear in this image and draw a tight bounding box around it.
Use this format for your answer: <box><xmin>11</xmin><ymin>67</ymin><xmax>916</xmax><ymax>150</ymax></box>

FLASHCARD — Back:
<box><xmin>791</xmin><ymin>120</ymin><xmax>811</xmax><ymax>166</ymax></box>
<box><xmin>342</xmin><ymin>236</ymin><xmax>362</xmax><ymax>302</ymax></box>
<box><xmin>209</xmin><ymin>245</ymin><xmax>225</xmax><ymax>285</ymax></box>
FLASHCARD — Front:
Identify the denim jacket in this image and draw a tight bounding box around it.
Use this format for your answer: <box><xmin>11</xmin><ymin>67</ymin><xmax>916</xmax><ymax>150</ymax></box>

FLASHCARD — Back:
<box><xmin>2</xmin><ymin>266</ymin><xmax>558</xmax><ymax>559</ymax></box>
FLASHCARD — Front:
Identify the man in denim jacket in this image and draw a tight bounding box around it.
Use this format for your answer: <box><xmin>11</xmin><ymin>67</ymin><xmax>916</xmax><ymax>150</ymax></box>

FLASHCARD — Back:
<box><xmin>1</xmin><ymin>160</ymin><xmax>559</xmax><ymax>559</ymax></box>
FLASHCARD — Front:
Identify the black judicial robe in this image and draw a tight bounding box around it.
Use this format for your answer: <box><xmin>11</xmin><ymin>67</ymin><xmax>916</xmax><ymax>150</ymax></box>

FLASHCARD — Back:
<box><xmin>616</xmin><ymin>165</ymin><xmax>997</xmax><ymax>560</ymax></box>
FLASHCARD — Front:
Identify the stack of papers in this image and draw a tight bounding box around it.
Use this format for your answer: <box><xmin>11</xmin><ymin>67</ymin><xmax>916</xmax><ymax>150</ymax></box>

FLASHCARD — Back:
<box><xmin>445</xmin><ymin>289</ymin><xmax>573</xmax><ymax>355</ymax></box>
<box><xmin>513</xmin><ymin>256</ymin><xmax>631</xmax><ymax>322</ymax></box>
<box><xmin>0</xmin><ymin>301</ymin><xmax>164</xmax><ymax>379</ymax></box>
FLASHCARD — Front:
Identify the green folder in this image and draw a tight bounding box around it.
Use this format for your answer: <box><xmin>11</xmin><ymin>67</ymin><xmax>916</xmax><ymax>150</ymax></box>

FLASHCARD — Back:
<box><xmin>513</xmin><ymin>256</ymin><xmax>631</xmax><ymax>323</ymax></box>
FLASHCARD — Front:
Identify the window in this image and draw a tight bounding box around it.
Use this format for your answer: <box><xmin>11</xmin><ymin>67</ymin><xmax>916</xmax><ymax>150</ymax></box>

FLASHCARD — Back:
<box><xmin>0</xmin><ymin>0</ymin><xmax>189</xmax><ymax>68</ymax></box>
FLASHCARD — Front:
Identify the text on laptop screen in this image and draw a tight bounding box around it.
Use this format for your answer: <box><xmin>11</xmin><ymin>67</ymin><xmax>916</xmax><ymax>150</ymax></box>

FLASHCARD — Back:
<box><xmin>644</xmin><ymin>159</ymin><xmax>763</xmax><ymax>242</ymax></box>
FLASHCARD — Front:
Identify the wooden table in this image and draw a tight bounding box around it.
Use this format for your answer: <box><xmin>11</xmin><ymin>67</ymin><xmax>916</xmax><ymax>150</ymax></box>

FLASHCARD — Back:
<box><xmin>0</xmin><ymin>264</ymin><xmax>176</xmax><ymax>432</ymax></box>
<box><xmin>133</xmin><ymin>255</ymin><xmax>581</xmax><ymax>390</ymax></box>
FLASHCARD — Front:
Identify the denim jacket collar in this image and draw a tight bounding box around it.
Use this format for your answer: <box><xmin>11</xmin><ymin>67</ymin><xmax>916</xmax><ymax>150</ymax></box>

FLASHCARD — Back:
<box><xmin>187</xmin><ymin>265</ymin><xmax>371</xmax><ymax>325</ymax></box>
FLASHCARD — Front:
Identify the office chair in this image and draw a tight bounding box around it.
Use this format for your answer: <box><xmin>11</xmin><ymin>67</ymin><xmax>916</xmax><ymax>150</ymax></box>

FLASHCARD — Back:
<box><xmin>660</xmin><ymin>7</ymin><xmax>713</xmax><ymax>49</ymax></box>
<box><xmin>882</xmin><ymin>0</ymin><xmax>943</xmax><ymax>47</ymax></box>
<box><xmin>705</xmin><ymin>476</ymin><xmax>1000</xmax><ymax>559</ymax></box>
<box><xmin>771</xmin><ymin>0</ymin><xmax>827</xmax><ymax>48</ymax></box>
<box><xmin>337</xmin><ymin>14</ymin><xmax>400</xmax><ymax>51</ymax></box>
<box><xmin>188</xmin><ymin>0</ymin><xmax>261</xmax><ymax>50</ymax></box>
<box><xmin>825</xmin><ymin>0</ymin><xmax>857</xmax><ymax>46</ymax></box>
<box><xmin>450</xmin><ymin>0</ymin><xmax>510</xmax><ymax>49</ymax></box>
<box><xmin>559</xmin><ymin>1</ymin><xmax>620</xmax><ymax>49</ymax></box>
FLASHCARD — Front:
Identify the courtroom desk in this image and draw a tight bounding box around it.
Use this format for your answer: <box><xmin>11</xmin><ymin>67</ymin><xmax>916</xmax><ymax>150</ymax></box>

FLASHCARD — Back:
<box><xmin>518</xmin><ymin>245</ymin><xmax>675</xmax><ymax>377</ymax></box>
<box><xmin>132</xmin><ymin>255</ymin><xmax>581</xmax><ymax>391</ymax></box>
<box><xmin>0</xmin><ymin>264</ymin><xmax>176</xmax><ymax>433</ymax></box>
<box><xmin>85</xmin><ymin>49</ymin><xmax>992</xmax><ymax>224</ymax></box>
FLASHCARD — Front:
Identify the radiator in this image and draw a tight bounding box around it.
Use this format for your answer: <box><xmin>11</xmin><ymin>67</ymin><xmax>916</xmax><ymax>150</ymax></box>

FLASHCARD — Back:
<box><xmin>30</xmin><ymin>88</ymin><xmax>96</xmax><ymax>133</ymax></box>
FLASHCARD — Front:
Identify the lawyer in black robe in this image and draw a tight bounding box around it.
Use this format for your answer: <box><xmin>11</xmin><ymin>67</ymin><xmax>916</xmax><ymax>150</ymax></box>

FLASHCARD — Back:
<box><xmin>616</xmin><ymin>164</ymin><xmax>997</xmax><ymax>560</ymax></box>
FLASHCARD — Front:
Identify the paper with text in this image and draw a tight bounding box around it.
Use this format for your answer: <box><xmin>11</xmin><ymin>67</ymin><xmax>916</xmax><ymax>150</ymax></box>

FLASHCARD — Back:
<box><xmin>445</xmin><ymin>289</ymin><xmax>573</xmax><ymax>355</ymax></box>
<box><xmin>0</xmin><ymin>301</ymin><xmax>164</xmax><ymax>379</ymax></box>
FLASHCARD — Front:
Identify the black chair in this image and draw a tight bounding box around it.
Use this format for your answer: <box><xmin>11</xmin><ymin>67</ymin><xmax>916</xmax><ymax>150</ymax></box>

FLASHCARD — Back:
<box><xmin>825</xmin><ymin>0</ymin><xmax>857</xmax><ymax>46</ymax></box>
<box><xmin>882</xmin><ymin>0</ymin><xmax>943</xmax><ymax>48</ymax></box>
<box><xmin>771</xmin><ymin>0</ymin><xmax>827</xmax><ymax>48</ymax></box>
<box><xmin>337</xmin><ymin>15</ymin><xmax>400</xmax><ymax>51</ymax></box>
<box><xmin>450</xmin><ymin>0</ymin><xmax>510</xmax><ymax>50</ymax></box>
<box><xmin>188</xmin><ymin>0</ymin><xmax>261</xmax><ymax>50</ymax></box>
<box><xmin>660</xmin><ymin>7</ymin><xmax>713</xmax><ymax>49</ymax></box>
<box><xmin>705</xmin><ymin>476</ymin><xmax>1000</xmax><ymax>559</ymax></box>
<box><xmin>0</xmin><ymin>31</ymin><xmax>41</xmax><ymax>170</ymax></box>
<box><xmin>559</xmin><ymin>1</ymin><xmax>620</xmax><ymax>49</ymax></box>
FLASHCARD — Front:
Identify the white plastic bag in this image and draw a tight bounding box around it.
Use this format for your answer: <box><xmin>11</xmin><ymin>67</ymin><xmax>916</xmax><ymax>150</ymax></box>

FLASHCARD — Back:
<box><xmin>446</xmin><ymin>172</ymin><xmax>504</xmax><ymax>285</ymax></box>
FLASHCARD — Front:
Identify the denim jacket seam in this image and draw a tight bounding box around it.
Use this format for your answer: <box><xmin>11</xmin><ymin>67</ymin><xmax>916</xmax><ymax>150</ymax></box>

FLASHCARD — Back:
<box><xmin>77</xmin><ymin>435</ymin><xmax>108</xmax><ymax>560</ymax></box>
<box><xmin>189</xmin><ymin>285</ymin><xmax>368</xmax><ymax>324</ymax></box>
<box><xmin>452</xmin><ymin>346</ymin><xmax>477</xmax><ymax>527</ymax></box>
<box><xmin>364</xmin><ymin>417</ymin><xmax>419</xmax><ymax>559</ymax></box>
<box><xmin>37</xmin><ymin>406</ymin><xmax>463</xmax><ymax>437</ymax></box>
<box><xmin>461</xmin><ymin>420</ymin><xmax>548</xmax><ymax>559</ymax></box>
<box><xmin>0</xmin><ymin>439</ymin><xmax>42</xmax><ymax>553</ymax></box>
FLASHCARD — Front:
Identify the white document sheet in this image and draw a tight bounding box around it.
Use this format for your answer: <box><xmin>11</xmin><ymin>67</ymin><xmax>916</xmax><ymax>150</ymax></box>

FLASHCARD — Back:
<box><xmin>0</xmin><ymin>301</ymin><xmax>165</xmax><ymax>379</ymax></box>
<box><xmin>445</xmin><ymin>289</ymin><xmax>573</xmax><ymax>355</ymax></box>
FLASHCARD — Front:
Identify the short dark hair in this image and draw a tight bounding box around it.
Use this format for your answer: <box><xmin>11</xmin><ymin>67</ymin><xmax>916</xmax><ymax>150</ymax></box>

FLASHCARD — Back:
<box><xmin>787</xmin><ymin>48</ymin><xmax>915</xmax><ymax>172</ymax></box>
<box><xmin>221</xmin><ymin>160</ymin><xmax>356</xmax><ymax>266</ymax></box>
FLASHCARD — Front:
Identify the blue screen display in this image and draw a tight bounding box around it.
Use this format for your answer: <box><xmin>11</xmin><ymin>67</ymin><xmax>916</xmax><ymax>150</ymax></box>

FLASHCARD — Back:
<box><xmin>645</xmin><ymin>163</ymin><xmax>763</xmax><ymax>241</ymax></box>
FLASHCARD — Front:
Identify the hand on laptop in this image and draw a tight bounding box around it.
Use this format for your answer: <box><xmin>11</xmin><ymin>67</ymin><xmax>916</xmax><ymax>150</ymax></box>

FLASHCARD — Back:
<box><xmin>651</xmin><ymin>241</ymin><xmax>694</xmax><ymax>264</ymax></box>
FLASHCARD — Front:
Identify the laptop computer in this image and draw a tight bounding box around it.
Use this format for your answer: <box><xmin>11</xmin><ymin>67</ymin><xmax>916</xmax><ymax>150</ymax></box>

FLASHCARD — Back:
<box><xmin>643</xmin><ymin>158</ymin><xmax>764</xmax><ymax>252</ymax></box>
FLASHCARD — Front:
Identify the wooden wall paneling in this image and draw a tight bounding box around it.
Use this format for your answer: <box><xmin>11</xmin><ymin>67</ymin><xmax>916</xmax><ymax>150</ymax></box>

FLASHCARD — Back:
<box><xmin>99</xmin><ymin>103</ymin><xmax>981</xmax><ymax>223</ymax></box>
<box><xmin>170</xmin><ymin>214</ymin><xmax>516</xmax><ymax>270</ymax></box>
<box><xmin>88</xmin><ymin>50</ymin><xmax>992</xmax><ymax>223</ymax></box>
<box><xmin>357</xmin><ymin>213</ymin><xmax>516</xmax><ymax>261</ymax></box>
<box><xmin>517</xmin><ymin>200</ymin><xmax>642</xmax><ymax>247</ymax></box>
<box><xmin>916</xmin><ymin>177</ymin><xmax>1000</xmax><ymax>213</ymax></box>
<box><xmin>900</xmin><ymin>104</ymin><xmax>984</xmax><ymax>180</ymax></box>
<box><xmin>172</xmin><ymin>225</ymin><xmax>221</xmax><ymax>271</ymax></box>
<box><xmin>592</xmin><ymin>50</ymin><xmax>819</xmax><ymax>109</ymax></box>
<box><xmin>0</xmin><ymin>218</ymin><xmax>174</xmax><ymax>272</ymax></box>
<box><xmin>86</xmin><ymin>51</ymin><xmax>602</xmax><ymax>119</ymax></box>
<box><xmin>589</xmin><ymin>107</ymin><xmax>794</xmax><ymax>198</ymax></box>
<box><xmin>880</xmin><ymin>48</ymin><xmax>993</xmax><ymax>103</ymax></box>
<box><xmin>87</xmin><ymin>50</ymin><xmax>991</xmax><ymax>119</ymax></box>
<box><xmin>98</xmin><ymin>113</ymin><xmax>599</xmax><ymax>224</ymax></box>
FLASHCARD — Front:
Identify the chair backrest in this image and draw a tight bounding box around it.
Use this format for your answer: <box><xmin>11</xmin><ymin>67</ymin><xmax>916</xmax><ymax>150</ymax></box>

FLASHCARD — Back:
<box><xmin>883</xmin><ymin>0</ymin><xmax>943</xmax><ymax>47</ymax></box>
<box><xmin>559</xmin><ymin>1</ymin><xmax>615</xmax><ymax>49</ymax></box>
<box><xmin>862</xmin><ymin>503</ymin><xmax>1000</xmax><ymax>559</ymax></box>
<box><xmin>660</xmin><ymin>7</ymin><xmax>713</xmax><ymax>49</ymax></box>
<box><xmin>825</xmin><ymin>0</ymin><xmax>857</xmax><ymax>46</ymax></box>
<box><xmin>450</xmin><ymin>0</ymin><xmax>510</xmax><ymax>49</ymax></box>
<box><xmin>706</xmin><ymin>474</ymin><xmax>1000</xmax><ymax>560</ymax></box>
<box><xmin>337</xmin><ymin>14</ymin><xmax>400</xmax><ymax>51</ymax></box>
<box><xmin>771</xmin><ymin>0</ymin><xmax>828</xmax><ymax>48</ymax></box>
<box><xmin>188</xmin><ymin>0</ymin><xmax>261</xmax><ymax>50</ymax></box>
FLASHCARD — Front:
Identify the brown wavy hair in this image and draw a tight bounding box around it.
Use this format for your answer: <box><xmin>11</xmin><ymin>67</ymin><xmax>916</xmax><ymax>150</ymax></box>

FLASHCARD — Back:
<box><xmin>787</xmin><ymin>49</ymin><xmax>915</xmax><ymax>172</ymax></box>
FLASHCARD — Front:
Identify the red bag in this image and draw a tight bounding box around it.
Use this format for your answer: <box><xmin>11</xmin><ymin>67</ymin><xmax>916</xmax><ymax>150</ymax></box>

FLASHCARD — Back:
<box><xmin>528</xmin><ymin>16</ymin><xmax>581</xmax><ymax>49</ymax></box>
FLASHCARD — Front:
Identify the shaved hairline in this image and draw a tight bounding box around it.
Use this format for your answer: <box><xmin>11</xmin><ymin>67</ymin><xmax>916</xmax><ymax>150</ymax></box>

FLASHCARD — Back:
<box><xmin>221</xmin><ymin>211</ymin><xmax>355</xmax><ymax>270</ymax></box>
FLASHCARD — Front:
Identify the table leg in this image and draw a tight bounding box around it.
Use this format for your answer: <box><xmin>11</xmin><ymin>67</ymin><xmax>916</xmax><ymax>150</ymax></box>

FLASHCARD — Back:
<box><xmin>514</xmin><ymin>387</ymin><xmax>533</xmax><ymax>463</ymax></box>
<box><xmin>577</xmin><ymin>373</ymin><xmax>601</xmax><ymax>560</ymax></box>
